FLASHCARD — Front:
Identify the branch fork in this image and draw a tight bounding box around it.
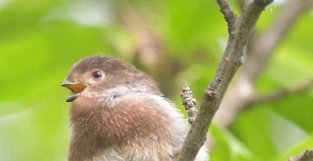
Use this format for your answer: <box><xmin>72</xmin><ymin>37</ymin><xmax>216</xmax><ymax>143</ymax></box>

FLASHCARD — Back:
<box><xmin>177</xmin><ymin>1</ymin><xmax>273</xmax><ymax>161</ymax></box>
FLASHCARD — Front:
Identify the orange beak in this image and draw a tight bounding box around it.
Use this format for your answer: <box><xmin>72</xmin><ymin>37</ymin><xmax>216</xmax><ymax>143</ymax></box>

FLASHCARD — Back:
<box><xmin>61</xmin><ymin>80</ymin><xmax>88</xmax><ymax>102</ymax></box>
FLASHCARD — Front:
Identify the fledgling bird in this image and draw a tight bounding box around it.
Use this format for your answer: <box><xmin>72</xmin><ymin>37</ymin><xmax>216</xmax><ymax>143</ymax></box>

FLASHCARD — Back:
<box><xmin>62</xmin><ymin>55</ymin><xmax>208</xmax><ymax>161</ymax></box>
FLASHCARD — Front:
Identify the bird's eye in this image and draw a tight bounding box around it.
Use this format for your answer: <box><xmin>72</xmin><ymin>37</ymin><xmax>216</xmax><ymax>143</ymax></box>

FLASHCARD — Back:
<box><xmin>91</xmin><ymin>70</ymin><xmax>103</xmax><ymax>79</ymax></box>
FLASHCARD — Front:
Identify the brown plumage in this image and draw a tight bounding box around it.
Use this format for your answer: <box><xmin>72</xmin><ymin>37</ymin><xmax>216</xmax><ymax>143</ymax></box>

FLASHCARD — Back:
<box><xmin>62</xmin><ymin>55</ymin><xmax>208</xmax><ymax>161</ymax></box>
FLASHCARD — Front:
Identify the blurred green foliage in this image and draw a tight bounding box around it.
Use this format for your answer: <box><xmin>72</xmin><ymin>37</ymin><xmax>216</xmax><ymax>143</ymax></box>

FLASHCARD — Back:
<box><xmin>0</xmin><ymin>0</ymin><xmax>312</xmax><ymax>161</ymax></box>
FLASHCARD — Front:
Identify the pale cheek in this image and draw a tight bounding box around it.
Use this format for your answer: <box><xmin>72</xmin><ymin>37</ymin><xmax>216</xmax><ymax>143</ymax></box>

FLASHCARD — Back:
<box><xmin>86</xmin><ymin>79</ymin><xmax>96</xmax><ymax>85</ymax></box>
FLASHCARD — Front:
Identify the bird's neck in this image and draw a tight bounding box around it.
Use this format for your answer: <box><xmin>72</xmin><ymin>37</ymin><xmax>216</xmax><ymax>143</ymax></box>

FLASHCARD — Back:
<box><xmin>101</xmin><ymin>84</ymin><xmax>159</xmax><ymax>102</ymax></box>
<box><xmin>69</xmin><ymin>92</ymin><xmax>170</xmax><ymax>161</ymax></box>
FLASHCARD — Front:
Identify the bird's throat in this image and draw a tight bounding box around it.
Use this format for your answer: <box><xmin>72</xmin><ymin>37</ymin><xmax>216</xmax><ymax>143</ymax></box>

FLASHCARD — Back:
<box><xmin>70</xmin><ymin>100</ymin><xmax>169</xmax><ymax>149</ymax></box>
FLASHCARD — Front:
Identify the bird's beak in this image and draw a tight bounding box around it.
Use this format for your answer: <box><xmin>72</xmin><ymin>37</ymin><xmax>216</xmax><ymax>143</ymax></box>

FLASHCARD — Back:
<box><xmin>61</xmin><ymin>80</ymin><xmax>88</xmax><ymax>102</ymax></box>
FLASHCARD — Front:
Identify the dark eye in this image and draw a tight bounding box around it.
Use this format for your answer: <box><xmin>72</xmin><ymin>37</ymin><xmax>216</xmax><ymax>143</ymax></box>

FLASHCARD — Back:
<box><xmin>91</xmin><ymin>70</ymin><xmax>102</xmax><ymax>79</ymax></box>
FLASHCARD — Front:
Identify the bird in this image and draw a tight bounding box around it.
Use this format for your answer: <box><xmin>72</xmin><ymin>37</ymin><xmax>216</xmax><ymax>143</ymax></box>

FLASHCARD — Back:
<box><xmin>62</xmin><ymin>55</ymin><xmax>208</xmax><ymax>161</ymax></box>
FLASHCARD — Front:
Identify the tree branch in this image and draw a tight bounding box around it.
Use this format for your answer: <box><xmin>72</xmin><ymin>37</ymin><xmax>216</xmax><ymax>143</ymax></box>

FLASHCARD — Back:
<box><xmin>246</xmin><ymin>79</ymin><xmax>313</xmax><ymax>107</ymax></box>
<box><xmin>242</xmin><ymin>0</ymin><xmax>312</xmax><ymax>83</ymax></box>
<box><xmin>181</xmin><ymin>85</ymin><xmax>198</xmax><ymax>124</ymax></box>
<box><xmin>289</xmin><ymin>150</ymin><xmax>313</xmax><ymax>161</ymax></box>
<box><xmin>213</xmin><ymin>0</ymin><xmax>313</xmax><ymax>128</ymax></box>
<box><xmin>176</xmin><ymin>1</ymin><xmax>273</xmax><ymax>161</ymax></box>
<box><xmin>217</xmin><ymin>0</ymin><xmax>237</xmax><ymax>35</ymax></box>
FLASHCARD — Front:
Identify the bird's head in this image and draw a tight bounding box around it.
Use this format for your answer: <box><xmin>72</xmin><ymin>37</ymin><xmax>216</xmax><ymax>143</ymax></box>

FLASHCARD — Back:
<box><xmin>62</xmin><ymin>55</ymin><xmax>160</xmax><ymax>103</ymax></box>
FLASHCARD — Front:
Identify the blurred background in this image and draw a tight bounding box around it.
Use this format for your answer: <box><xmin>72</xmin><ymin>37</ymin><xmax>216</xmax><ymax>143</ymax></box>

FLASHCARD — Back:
<box><xmin>0</xmin><ymin>0</ymin><xmax>312</xmax><ymax>161</ymax></box>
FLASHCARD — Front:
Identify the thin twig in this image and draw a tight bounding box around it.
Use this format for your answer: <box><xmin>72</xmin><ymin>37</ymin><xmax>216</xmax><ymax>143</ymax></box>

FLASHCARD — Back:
<box><xmin>176</xmin><ymin>1</ymin><xmax>273</xmax><ymax>161</ymax></box>
<box><xmin>181</xmin><ymin>85</ymin><xmax>198</xmax><ymax>124</ymax></box>
<box><xmin>217</xmin><ymin>0</ymin><xmax>237</xmax><ymax>36</ymax></box>
<box><xmin>289</xmin><ymin>150</ymin><xmax>313</xmax><ymax>161</ymax></box>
